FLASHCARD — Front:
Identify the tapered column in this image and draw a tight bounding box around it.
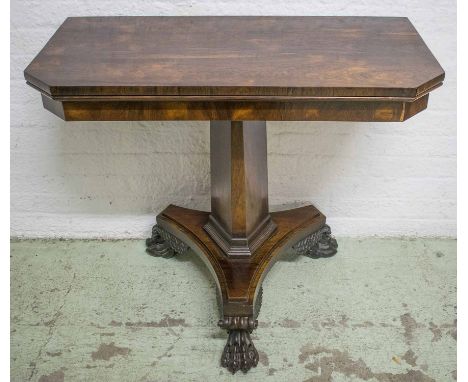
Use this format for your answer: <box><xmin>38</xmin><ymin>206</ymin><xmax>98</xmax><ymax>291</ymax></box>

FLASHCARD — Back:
<box><xmin>204</xmin><ymin>121</ymin><xmax>276</xmax><ymax>257</ymax></box>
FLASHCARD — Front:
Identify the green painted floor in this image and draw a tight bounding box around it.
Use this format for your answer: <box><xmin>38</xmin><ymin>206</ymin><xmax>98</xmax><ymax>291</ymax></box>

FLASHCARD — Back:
<box><xmin>11</xmin><ymin>238</ymin><xmax>456</xmax><ymax>382</ymax></box>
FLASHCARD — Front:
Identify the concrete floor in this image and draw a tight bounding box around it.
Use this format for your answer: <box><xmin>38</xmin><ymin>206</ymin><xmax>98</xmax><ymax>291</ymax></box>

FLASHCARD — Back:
<box><xmin>11</xmin><ymin>238</ymin><xmax>456</xmax><ymax>382</ymax></box>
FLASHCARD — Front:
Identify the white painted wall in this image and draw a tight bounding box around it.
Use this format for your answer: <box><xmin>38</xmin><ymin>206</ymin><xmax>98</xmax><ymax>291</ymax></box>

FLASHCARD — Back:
<box><xmin>11</xmin><ymin>0</ymin><xmax>456</xmax><ymax>238</ymax></box>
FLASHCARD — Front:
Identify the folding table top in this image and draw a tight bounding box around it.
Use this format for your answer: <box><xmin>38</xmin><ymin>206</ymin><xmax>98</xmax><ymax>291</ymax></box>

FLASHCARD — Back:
<box><xmin>24</xmin><ymin>16</ymin><xmax>445</xmax><ymax>121</ymax></box>
<box><xmin>24</xmin><ymin>16</ymin><xmax>444</xmax><ymax>100</ymax></box>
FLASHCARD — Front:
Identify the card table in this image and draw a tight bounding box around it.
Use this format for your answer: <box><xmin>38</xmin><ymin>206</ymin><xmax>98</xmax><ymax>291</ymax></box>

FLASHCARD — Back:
<box><xmin>24</xmin><ymin>16</ymin><xmax>444</xmax><ymax>373</ymax></box>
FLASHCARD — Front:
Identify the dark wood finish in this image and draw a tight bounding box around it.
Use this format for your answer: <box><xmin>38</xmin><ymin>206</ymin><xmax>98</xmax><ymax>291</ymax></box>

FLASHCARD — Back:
<box><xmin>26</xmin><ymin>16</ymin><xmax>443</xmax><ymax>99</ymax></box>
<box><xmin>27</xmin><ymin>17</ymin><xmax>443</xmax><ymax>122</ymax></box>
<box><xmin>157</xmin><ymin>204</ymin><xmax>324</xmax><ymax>316</ymax></box>
<box><xmin>206</xmin><ymin>121</ymin><xmax>275</xmax><ymax>256</ymax></box>
<box><xmin>151</xmin><ymin>204</ymin><xmax>334</xmax><ymax>373</ymax></box>
<box><xmin>24</xmin><ymin>15</ymin><xmax>444</xmax><ymax>374</ymax></box>
<box><xmin>40</xmin><ymin>93</ymin><xmax>431</xmax><ymax>121</ymax></box>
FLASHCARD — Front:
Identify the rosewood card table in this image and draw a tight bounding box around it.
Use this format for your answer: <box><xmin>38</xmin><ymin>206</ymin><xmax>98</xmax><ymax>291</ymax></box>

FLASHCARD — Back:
<box><xmin>24</xmin><ymin>16</ymin><xmax>444</xmax><ymax>374</ymax></box>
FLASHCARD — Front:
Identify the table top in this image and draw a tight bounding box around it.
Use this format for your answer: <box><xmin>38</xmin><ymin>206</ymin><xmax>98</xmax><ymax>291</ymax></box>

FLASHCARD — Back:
<box><xmin>25</xmin><ymin>16</ymin><xmax>444</xmax><ymax>101</ymax></box>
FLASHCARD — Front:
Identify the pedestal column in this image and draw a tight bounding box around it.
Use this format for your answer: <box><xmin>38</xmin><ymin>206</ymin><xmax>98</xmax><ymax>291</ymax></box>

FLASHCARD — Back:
<box><xmin>204</xmin><ymin>120</ymin><xmax>276</xmax><ymax>257</ymax></box>
<box><xmin>146</xmin><ymin>120</ymin><xmax>337</xmax><ymax>374</ymax></box>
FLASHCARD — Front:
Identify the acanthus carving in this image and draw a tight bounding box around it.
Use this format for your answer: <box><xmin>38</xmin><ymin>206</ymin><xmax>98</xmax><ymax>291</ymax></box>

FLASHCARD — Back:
<box><xmin>292</xmin><ymin>224</ymin><xmax>338</xmax><ymax>258</ymax></box>
<box><xmin>146</xmin><ymin>224</ymin><xmax>189</xmax><ymax>258</ymax></box>
<box><xmin>218</xmin><ymin>316</ymin><xmax>258</xmax><ymax>331</ymax></box>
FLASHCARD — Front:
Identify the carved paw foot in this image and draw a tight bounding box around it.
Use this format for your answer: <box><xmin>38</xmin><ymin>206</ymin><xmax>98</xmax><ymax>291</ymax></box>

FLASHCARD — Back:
<box><xmin>221</xmin><ymin>330</ymin><xmax>259</xmax><ymax>374</ymax></box>
<box><xmin>218</xmin><ymin>317</ymin><xmax>259</xmax><ymax>374</ymax></box>
<box><xmin>146</xmin><ymin>224</ymin><xmax>189</xmax><ymax>258</ymax></box>
<box><xmin>293</xmin><ymin>224</ymin><xmax>338</xmax><ymax>258</ymax></box>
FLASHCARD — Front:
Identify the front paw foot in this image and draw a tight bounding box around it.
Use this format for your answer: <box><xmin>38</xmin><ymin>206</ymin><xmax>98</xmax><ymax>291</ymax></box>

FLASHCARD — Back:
<box><xmin>293</xmin><ymin>224</ymin><xmax>338</xmax><ymax>258</ymax></box>
<box><xmin>221</xmin><ymin>330</ymin><xmax>259</xmax><ymax>374</ymax></box>
<box><xmin>218</xmin><ymin>316</ymin><xmax>259</xmax><ymax>374</ymax></box>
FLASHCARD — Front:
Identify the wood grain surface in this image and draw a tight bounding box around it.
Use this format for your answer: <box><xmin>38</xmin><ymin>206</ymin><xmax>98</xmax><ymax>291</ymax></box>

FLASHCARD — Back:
<box><xmin>40</xmin><ymin>93</ymin><xmax>430</xmax><ymax>121</ymax></box>
<box><xmin>206</xmin><ymin>121</ymin><xmax>275</xmax><ymax>256</ymax></box>
<box><xmin>25</xmin><ymin>16</ymin><xmax>444</xmax><ymax>99</ymax></box>
<box><xmin>157</xmin><ymin>204</ymin><xmax>325</xmax><ymax>316</ymax></box>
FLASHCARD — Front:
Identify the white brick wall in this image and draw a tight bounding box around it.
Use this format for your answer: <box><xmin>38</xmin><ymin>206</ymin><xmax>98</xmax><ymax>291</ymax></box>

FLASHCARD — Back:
<box><xmin>11</xmin><ymin>0</ymin><xmax>456</xmax><ymax>238</ymax></box>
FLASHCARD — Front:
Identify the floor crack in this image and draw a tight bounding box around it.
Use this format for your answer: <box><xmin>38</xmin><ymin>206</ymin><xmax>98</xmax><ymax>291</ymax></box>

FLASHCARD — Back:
<box><xmin>27</xmin><ymin>272</ymin><xmax>76</xmax><ymax>381</ymax></box>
